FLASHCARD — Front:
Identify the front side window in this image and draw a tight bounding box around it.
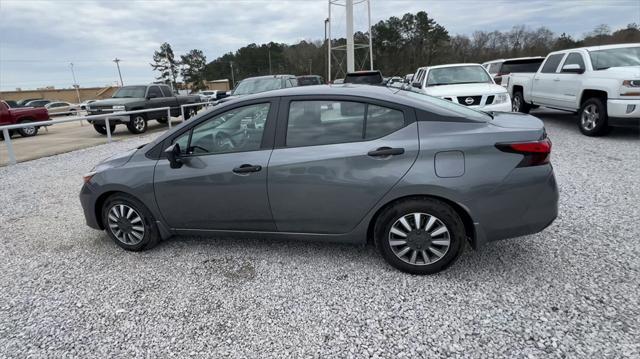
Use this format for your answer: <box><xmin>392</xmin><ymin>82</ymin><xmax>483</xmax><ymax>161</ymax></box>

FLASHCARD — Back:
<box><xmin>541</xmin><ymin>54</ymin><xmax>565</xmax><ymax>73</ymax></box>
<box><xmin>147</xmin><ymin>86</ymin><xmax>163</xmax><ymax>98</ymax></box>
<box><xmin>286</xmin><ymin>101</ymin><xmax>405</xmax><ymax>147</ymax></box>
<box><xmin>562</xmin><ymin>53</ymin><xmax>585</xmax><ymax>70</ymax></box>
<box><xmin>426</xmin><ymin>66</ymin><xmax>493</xmax><ymax>86</ymax></box>
<box><xmin>173</xmin><ymin>103</ymin><xmax>270</xmax><ymax>155</ymax></box>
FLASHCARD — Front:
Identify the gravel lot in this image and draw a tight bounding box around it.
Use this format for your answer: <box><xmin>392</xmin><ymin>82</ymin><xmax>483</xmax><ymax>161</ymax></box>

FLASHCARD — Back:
<box><xmin>0</xmin><ymin>109</ymin><xmax>638</xmax><ymax>358</ymax></box>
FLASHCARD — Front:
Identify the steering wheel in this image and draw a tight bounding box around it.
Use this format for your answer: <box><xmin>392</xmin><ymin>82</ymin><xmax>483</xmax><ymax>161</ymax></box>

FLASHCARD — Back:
<box><xmin>214</xmin><ymin>131</ymin><xmax>235</xmax><ymax>151</ymax></box>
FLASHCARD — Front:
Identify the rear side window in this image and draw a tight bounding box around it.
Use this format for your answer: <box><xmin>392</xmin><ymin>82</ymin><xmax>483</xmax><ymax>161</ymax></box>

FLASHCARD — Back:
<box><xmin>500</xmin><ymin>59</ymin><xmax>543</xmax><ymax>73</ymax></box>
<box><xmin>488</xmin><ymin>63</ymin><xmax>501</xmax><ymax>74</ymax></box>
<box><xmin>541</xmin><ymin>54</ymin><xmax>565</xmax><ymax>73</ymax></box>
<box><xmin>160</xmin><ymin>85</ymin><xmax>174</xmax><ymax>97</ymax></box>
<box><xmin>147</xmin><ymin>86</ymin><xmax>163</xmax><ymax>98</ymax></box>
<box><xmin>286</xmin><ymin>101</ymin><xmax>405</xmax><ymax>147</ymax></box>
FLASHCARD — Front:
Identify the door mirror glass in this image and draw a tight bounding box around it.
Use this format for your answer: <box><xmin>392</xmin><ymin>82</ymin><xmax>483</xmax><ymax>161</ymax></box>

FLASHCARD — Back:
<box><xmin>165</xmin><ymin>143</ymin><xmax>183</xmax><ymax>168</ymax></box>
<box><xmin>561</xmin><ymin>63</ymin><xmax>584</xmax><ymax>74</ymax></box>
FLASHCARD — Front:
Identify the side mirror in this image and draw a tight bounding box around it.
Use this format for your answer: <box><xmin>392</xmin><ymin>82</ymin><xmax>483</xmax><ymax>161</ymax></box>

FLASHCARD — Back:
<box><xmin>412</xmin><ymin>82</ymin><xmax>422</xmax><ymax>89</ymax></box>
<box><xmin>164</xmin><ymin>143</ymin><xmax>183</xmax><ymax>169</ymax></box>
<box><xmin>561</xmin><ymin>64</ymin><xmax>584</xmax><ymax>74</ymax></box>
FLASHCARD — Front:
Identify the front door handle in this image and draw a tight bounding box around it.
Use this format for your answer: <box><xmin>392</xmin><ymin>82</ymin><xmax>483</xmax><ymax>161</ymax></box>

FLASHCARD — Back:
<box><xmin>368</xmin><ymin>147</ymin><xmax>405</xmax><ymax>157</ymax></box>
<box><xmin>232</xmin><ymin>164</ymin><xmax>262</xmax><ymax>174</ymax></box>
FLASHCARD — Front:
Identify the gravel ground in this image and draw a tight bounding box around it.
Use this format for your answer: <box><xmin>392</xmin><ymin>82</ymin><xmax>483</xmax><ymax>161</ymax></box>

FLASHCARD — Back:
<box><xmin>0</xmin><ymin>110</ymin><xmax>638</xmax><ymax>358</ymax></box>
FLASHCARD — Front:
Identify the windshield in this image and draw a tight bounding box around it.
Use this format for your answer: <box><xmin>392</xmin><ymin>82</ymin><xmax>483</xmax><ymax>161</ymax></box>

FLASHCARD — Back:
<box><xmin>113</xmin><ymin>86</ymin><xmax>147</xmax><ymax>98</ymax></box>
<box><xmin>400</xmin><ymin>90</ymin><xmax>492</xmax><ymax>122</ymax></box>
<box><xmin>232</xmin><ymin>78</ymin><xmax>282</xmax><ymax>96</ymax></box>
<box><xmin>426</xmin><ymin>66</ymin><xmax>493</xmax><ymax>86</ymax></box>
<box><xmin>589</xmin><ymin>46</ymin><xmax>640</xmax><ymax>70</ymax></box>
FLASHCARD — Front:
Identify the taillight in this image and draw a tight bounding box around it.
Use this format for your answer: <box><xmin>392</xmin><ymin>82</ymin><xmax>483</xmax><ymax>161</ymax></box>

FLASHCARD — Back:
<box><xmin>496</xmin><ymin>138</ymin><xmax>552</xmax><ymax>167</ymax></box>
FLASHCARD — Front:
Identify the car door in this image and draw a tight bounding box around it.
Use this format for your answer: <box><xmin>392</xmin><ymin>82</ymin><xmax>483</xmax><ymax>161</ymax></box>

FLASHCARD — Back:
<box><xmin>0</xmin><ymin>101</ymin><xmax>10</xmax><ymax>125</ymax></box>
<box><xmin>146</xmin><ymin>85</ymin><xmax>168</xmax><ymax>119</ymax></box>
<box><xmin>267</xmin><ymin>96</ymin><xmax>419</xmax><ymax>234</ymax></box>
<box><xmin>531</xmin><ymin>53</ymin><xmax>566</xmax><ymax>108</ymax></box>
<box><xmin>153</xmin><ymin>99</ymin><xmax>278</xmax><ymax>231</ymax></box>
<box><xmin>556</xmin><ymin>52</ymin><xmax>587</xmax><ymax>110</ymax></box>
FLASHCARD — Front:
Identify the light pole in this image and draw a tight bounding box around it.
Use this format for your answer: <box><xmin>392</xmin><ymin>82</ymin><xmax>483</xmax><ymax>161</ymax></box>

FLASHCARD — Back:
<box><xmin>230</xmin><ymin>61</ymin><xmax>235</xmax><ymax>88</ymax></box>
<box><xmin>324</xmin><ymin>18</ymin><xmax>329</xmax><ymax>82</ymax></box>
<box><xmin>113</xmin><ymin>58</ymin><xmax>124</xmax><ymax>86</ymax></box>
<box><xmin>267</xmin><ymin>43</ymin><xmax>272</xmax><ymax>75</ymax></box>
<box><xmin>69</xmin><ymin>62</ymin><xmax>81</xmax><ymax>103</ymax></box>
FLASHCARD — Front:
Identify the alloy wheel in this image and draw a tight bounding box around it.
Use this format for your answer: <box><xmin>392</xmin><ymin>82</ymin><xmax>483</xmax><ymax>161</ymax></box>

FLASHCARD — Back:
<box><xmin>107</xmin><ymin>204</ymin><xmax>145</xmax><ymax>245</ymax></box>
<box><xmin>581</xmin><ymin>104</ymin><xmax>599</xmax><ymax>131</ymax></box>
<box><xmin>23</xmin><ymin>126</ymin><xmax>36</xmax><ymax>135</ymax></box>
<box><xmin>133</xmin><ymin>116</ymin><xmax>146</xmax><ymax>131</ymax></box>
<box><xmin>388</xmin><ymin>212</ymin><xmax>450</xmax><ymax>266</ymax></box>
<box><xmin>512</xmin><ymin>96</ymin><xmax>521</xmax><ymax>112</ymax></box>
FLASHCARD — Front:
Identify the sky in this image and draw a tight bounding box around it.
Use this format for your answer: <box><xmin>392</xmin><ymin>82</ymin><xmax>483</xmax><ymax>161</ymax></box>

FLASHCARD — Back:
<box><xmin>0</xmin><ymin>0</ymin><xmax>638</xmax><ymax>91</ymax></box>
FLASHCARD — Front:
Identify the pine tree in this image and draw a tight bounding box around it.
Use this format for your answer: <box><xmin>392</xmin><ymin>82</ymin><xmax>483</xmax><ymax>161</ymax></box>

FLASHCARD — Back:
<box><xmin>180</xmin><ymin>49</ymin><xmax>207</xmax><ymax>92</ymax></box>
<box><xmin>150</xmin><ymin>42</ymin><xmax>179</xmax><ymax>88</ymax></box>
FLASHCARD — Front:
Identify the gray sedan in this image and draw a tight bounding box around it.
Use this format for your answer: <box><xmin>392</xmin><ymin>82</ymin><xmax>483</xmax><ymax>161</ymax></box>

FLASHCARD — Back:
<box><xmin>80</xmin><ymin>85</ymin><xmax>558</xmax><ymax>274</ymax></box>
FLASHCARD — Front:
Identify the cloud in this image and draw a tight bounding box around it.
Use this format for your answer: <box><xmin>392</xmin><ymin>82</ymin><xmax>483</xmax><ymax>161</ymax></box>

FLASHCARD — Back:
<box><xmin>0</xmin><ymin>0</ymin><xmax>638</xmax><ymax>91</ymax></box>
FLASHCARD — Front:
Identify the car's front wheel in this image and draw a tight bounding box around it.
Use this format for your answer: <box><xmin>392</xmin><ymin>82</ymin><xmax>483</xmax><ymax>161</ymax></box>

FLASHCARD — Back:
<box><xmin>578</xmin><ymin>98</ymin><xmax>610</xmax><ymax>136</ymax></box>
<box><xmin>102</xmin><ymin>193</ymin><xmax>159</xmax><ymax>251</ymax></box>
<box><xmin>17</xmin><ymin>119</ymin><xmax>38</xmax><ymax>137</ymax></box>
<box><xmin>375</xmin><ymin>198</ymin><xmax>465</xmax><ymax>274</ymax></box>
<box><xmin>93</xmin><ymin>123</ymin><xmax>116</xmax><ymax>135</ymax></box>
<box><xmin>512</xmin><ymin>91</ymin><xmax>530</xmax><ymax>113</ymax></box>
<box><xmin>127</xmin><ymin>114</ymin><xmax>148</xmax><ymax>134</ymax></box>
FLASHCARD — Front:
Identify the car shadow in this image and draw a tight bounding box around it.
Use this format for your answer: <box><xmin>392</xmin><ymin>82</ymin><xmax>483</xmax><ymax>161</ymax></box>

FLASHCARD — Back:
<box><xmin>532</xmin><ymin>109</ymin><xmax>639</xmax><ymax>140</ymax></box>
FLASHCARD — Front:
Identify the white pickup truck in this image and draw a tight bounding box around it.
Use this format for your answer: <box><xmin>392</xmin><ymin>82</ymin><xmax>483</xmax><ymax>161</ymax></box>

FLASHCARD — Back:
<box><xmin>507</xmin><ymin>43</ymin><xmax>640</xmax><ymax>136</ymax></box>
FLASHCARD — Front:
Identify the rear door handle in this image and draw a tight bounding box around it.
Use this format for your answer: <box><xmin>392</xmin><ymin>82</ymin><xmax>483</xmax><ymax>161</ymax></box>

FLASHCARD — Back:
<box><xmin>368</xmin><ymin>147</ymin><xmax>405</xmax><ymax>157</ymax></box>
<box><xmin>232</xmin><ymin>164</ymin><xmax>262</xmax><ymax>174</ymax></box>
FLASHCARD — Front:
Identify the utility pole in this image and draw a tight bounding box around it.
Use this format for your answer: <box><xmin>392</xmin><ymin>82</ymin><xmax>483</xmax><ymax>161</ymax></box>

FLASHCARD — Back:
<box><xmin>309</xmin><ymin>59</ymin><xmax>312</xmax><ymax>75</ymax></box>
<box><xmin>345</xmin><ymin>0</ymin><xmax>355</xmax><ymax>73</ymax></box>
<box><xmin>268</xmin><ymin>44</ymin><xmax>272</xmax><ymax>75</ymax></box>
<box><xmin>324</xmin><ymin>18</ymin><xmax>330</xmax><ymax>82</ymax></box>
<box><xmin>69</xmin><ymin>62</ymin><xmax>81</xmax><ymax>103</ymax></box>
<box><xmin>230</xmin><ymin>61</ymin><xmax>235</xmax><ymax>88</ymax></box>
<box><xmin>113</xmin><ymin>58</ymin><xmax>124</xmax><ymax>86</ymax></box>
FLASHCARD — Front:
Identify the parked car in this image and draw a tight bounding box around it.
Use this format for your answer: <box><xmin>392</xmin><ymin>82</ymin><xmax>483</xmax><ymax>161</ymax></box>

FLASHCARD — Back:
<box><xmin>80</xmin><ymin>100</ymin><xmax>96</xmax><ymax>111</ymax></box>
<box><xmin>333</xmin><ymin>78</ymin><xmax>344</xmax><ymax>84</ymax></box>
<box><xmin>80</xmin><ymin>85</ymin><xmax>558</xmax><ymax>275</ymax></box>
<box><xmin>231</xmin><ymin>75</ymin><xmax>298</xmax><ymax>97</ymax></box>
<box><xmin>0</xmin><ymin>100</ymin><xmax>50</xmax><ymax>138</ymax></box>
<box><xmin>16</xmin><ymin>98</ymin><xmax>41</xmax><ymax>107</ymax></box>
<box><xmin>507</xmin><ymin>43</ymin><xmax>640</xmax><ymax>136</ymax></box>
<box><xmin>344</xmin><ymin>70</ymin><xmax>384</xmax><ymax>85</ymax></box>
<box><xmin>483</xmin><ymin>57</ymin><xmax>545</xmax><ymax>86</ymax></box>
<box><xmin>297</xmin><ymin>75</ymin><xmax>324</xmax><ymax>86</ymax></box>
<box><xmin>197</xmin><ymin>90</ymin><xmax>219</xmax><ymax>102</ymax></box>
<box><xmin>86</xmin><ymin>84</ymin><xmax>201</xmax><ymax>135</ymax></box>
<box><xmin>24</xmin><ymin>99</ymin><xmax>52</xmax><ymax>108</ymax></box>
<box><xmin>387</xmin><ymin>76</ymin><xmax>404</xmax><ymax>88</ymax></box>
<box><xmin>410</xmin><ymin>64</ymin><xmax>511</xmax><ymax>112</ymax></box>
<box><xmin>45</xmin><ymin>101</ymin><xmax>79</xmax><ymax>116</ymax></box>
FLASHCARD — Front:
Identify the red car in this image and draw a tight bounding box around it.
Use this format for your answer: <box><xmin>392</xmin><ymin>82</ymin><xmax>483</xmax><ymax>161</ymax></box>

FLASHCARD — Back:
<box><xmin>0</xmin><ymin>100</ymin><xmax>50</xmax><ymax>138</ymax></box>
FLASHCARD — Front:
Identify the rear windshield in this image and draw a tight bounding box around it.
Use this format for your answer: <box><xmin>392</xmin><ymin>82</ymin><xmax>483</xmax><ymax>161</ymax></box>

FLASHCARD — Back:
<box><xmin>344</xmin><ymin>72</ymin><xmax>383</xmax><ymax>85</ymax></box>
<box><xmin>232</xmin><ymin>78</ymin><xmax>282</xmax><ymax>95</ymax></box>
<box><xmin>297</xmin><ymin>76</ymin><xmax>322</xmax><ymax>86</ymax></box>
<box><xmin>500</xmin><ymin>59</ymin><xmax>544</xmax><ymax>74</ymax></box>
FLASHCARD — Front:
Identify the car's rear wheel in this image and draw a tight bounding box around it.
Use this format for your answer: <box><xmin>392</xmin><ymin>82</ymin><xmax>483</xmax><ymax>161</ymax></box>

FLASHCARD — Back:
<box><xmin>184</xmin><ymin>107</ymin><xmax>197</xmax><ymax>120</ymax></box>
<box><xmin>578</xmin><ymin>98</ymin><xmax>610</xmax><ymax>136</ymax></box>
<box><xmin>17</xmin><ymin>120</ymin><xmax>38</xmax><ymax>137</ymax></box>
<box><xmin>375</xmin><ymin>198</ymin><xmax>465</xmax><ymax>274</ymax></box>
<box><xmin>127</xmin><ymin>114</ymin><xmax>148</xmax><ymax>134</ymax></box>
<box><xmin>512</xmin><ymin>91</ymin><xmax>530</xmax><ymax>114</ymax></box>
<box><xmin>102</xmin><ymin>193</ymin><xmax>159</xmax><ymax>251</ymax></box>
<box><xmin>93</xmin><ymin>123</ymin><xmax>116</xmax><ymax>135</ymax></box>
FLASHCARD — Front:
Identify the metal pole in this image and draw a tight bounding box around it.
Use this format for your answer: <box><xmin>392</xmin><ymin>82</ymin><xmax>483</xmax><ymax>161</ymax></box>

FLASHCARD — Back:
<box><xmin>105</xmin><ymin>117</ymin><xmax>112</xmax><ymax>143</ymax></box>
<box><xmin>181</xmin><ymin>106</ymin><xmax>185</xmax><ymax>122</ymax></box>
<box><xmin>230</xmin><ymin>62</ymin><xmax>235</xmax><ymax>88</ymax></box>
<box><xmin>309</xmin><ymin>59</ymin><xmax>312</xmax><ymax>75</ymax></box>
<box><xmin>70</xmin><ymin>63</ymin><xmax>81</xmax><ymax>104</ymax></box>
<box><xmin>3</xmin><ymin>129</ymin><xmax>17</xmax><ymax>165</ymax></box>
<box><xmin>324</xmin><ymin>18</ymin><xmax>329</xmax><ymax>83</ymax></box>
<box><xmin>167</xmin><ymin>108</ymin><xmax>172</xmax><ymax>128</ymax></box>
<box><xmin>327</xmin><ymin>2</ymin><xmax>331</xmax><ymax>82</ymax></box>
<box><xmin>113</xmin><ymin>58</ymin><xmax>124</xmax><ymax>86</ymax></box>
<box><xmin>268</xmin><ymin>46</ymin><xmax>272</xmax><ymax>75</ymax></box>
<box><xmin>345</xmin><ymin>0</ymin><xmax>355</xmax><ymax>73</ymax></box>
<box><xmin>367</xmin><ymin>0</ymin><xmax>373</xmax><ymax>70</ymax></box>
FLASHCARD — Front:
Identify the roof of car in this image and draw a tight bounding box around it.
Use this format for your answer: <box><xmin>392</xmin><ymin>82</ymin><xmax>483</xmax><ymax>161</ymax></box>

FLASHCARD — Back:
<box><xmin>419</xmin><ymin>63</ymin><xmax>484</xmax><ymax>70</ymax></box>
<box><xmin>241</xmin><ymin>75</ymin><xmax>296</xmax><ymax>81</ymax></box>
<box><xmin>549</xmin><ymin>42</ymin><xmax>639</xmax><ymax>54</ymax></box>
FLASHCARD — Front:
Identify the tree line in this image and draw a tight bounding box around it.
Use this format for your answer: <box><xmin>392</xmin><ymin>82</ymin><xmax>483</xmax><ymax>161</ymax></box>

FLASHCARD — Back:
<box><xmin>151</xmin><ymin>11</ymin><xmax>640</xmax><ymax>90</ymax></box>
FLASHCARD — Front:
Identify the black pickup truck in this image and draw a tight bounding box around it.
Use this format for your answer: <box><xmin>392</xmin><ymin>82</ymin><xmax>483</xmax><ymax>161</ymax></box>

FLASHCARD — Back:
<box><xmin>86</xmin><ymin>84</ymin><xmax>200</xmax><ymax>135</ymax></box>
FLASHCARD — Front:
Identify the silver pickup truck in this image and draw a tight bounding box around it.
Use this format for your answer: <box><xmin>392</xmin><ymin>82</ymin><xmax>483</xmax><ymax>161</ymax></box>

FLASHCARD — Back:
<box><xmin>87</xmin><ymin>84</ymin><xmax>200</xmax><ymax>135</ymax></box>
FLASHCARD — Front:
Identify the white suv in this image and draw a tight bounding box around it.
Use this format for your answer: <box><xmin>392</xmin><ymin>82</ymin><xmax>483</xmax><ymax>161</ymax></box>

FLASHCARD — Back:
<box><xmin>410</xmin><ymin>64</ymin><xmax>511</xmax><ymax>112</ymax></box>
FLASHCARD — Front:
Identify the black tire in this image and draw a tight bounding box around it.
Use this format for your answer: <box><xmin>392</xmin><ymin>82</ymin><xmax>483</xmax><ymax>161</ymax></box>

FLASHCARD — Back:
<box><xmin>512</xmin><ymin>91</ymin><xmax>531</xmax><ymax>114</ymax></box>
<box><xmin>127</xmin><ymin>114</ymin><xmax>148</xmax><ymax>134</ymax></box>
<box><xmin>101</xmin><ymin>193</ymin><xmax>160</xmax><ymax>251</ymax></box>
<box><xmin>184</xmin><ymin>107</ymin><xmax>197</xmax><ymax>120</ymax></box>
<box><xmin>578</xmin><ymin>97</ymin><xmax>610</xmax><ymax>136</ymax></box>
<box><xmin>93</xmin><ymin>123</ymin><xmax>116</xmax><ymax>135</ymax></box>
<box><xmin>17</xmin><ymin>119</ymin><xmax>38</xmax><ymax>137</ymax></box>
<box><xmin>156</xmin><ymin>117</ymin><xmax>168</xmax><ymax>124</ymax></box>
<box><xmin>374</xmin><ymin>198</ymin><xmax>466</xmax><ymax>275</ymax></box>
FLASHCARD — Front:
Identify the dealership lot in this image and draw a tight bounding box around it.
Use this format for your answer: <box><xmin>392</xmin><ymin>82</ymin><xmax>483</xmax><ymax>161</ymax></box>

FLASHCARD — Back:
<box><xmin>0</xmin><ymin>109</ymin><xmax>638</xmax><ymax>357</ymax></box>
